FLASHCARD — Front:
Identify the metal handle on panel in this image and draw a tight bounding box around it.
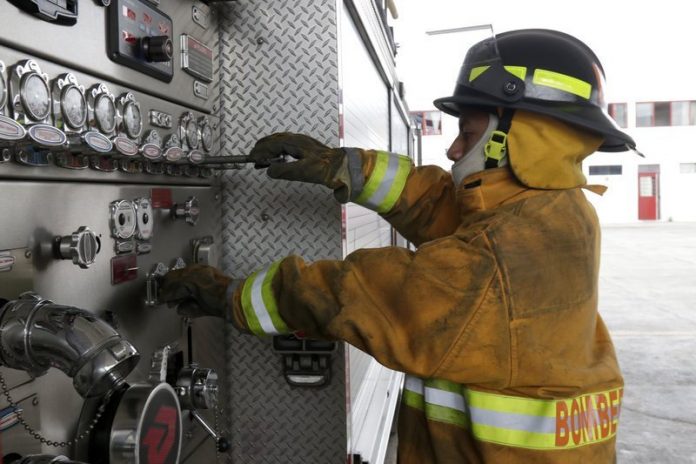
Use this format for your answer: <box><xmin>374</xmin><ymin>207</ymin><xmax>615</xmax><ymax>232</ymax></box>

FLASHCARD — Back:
<box><xmin>53</xmin><ymin>226</ymin><xmax>101</xmax><ymax>268</ymax></box>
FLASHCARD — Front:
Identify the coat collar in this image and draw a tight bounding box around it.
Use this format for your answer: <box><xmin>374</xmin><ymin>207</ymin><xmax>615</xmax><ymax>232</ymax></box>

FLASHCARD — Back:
<box><xmin>456</xmin><ymin>167</ymin><xmax>540</xmax><ymax>215</ymax></box>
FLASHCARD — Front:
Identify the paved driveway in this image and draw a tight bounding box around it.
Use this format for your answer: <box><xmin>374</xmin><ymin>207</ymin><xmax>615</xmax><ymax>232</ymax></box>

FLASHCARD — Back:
<box><xmin>600</xmin><ymin>223</ymin><xmax>696</xmax><ymax>463</ymax></box>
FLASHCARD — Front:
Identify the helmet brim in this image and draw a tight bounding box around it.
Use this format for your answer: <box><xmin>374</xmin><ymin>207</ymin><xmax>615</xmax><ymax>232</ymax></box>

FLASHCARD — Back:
<box><xmin>433</xmin><ymin>94</ymin><xmax>635</xmax><ymax>153</ymax></box>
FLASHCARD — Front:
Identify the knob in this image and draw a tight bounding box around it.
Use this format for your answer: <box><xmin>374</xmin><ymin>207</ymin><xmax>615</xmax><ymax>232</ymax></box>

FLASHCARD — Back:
<box><xmin>176</xmin><ymin>364</ymin><xmax>218</xmax><ymax>410</ymax></box>
<box><xmin>53</xmin><ymin>226</ymin><xmax>101</xmax><ymax>269</ymax></box>
<box><xmin>192</xmin><ymin>236</ymin><xmax>217</xmax><ymax>266</ymax></box>
<box><xmin>141</xmin><ymin>36</ymin><xmax>173</xmax><ymax>62</ymax></box>
<box><xmin>171</xmin><ymin>196</ymin><xmax>200</xmax><ymax>226</ymax></box>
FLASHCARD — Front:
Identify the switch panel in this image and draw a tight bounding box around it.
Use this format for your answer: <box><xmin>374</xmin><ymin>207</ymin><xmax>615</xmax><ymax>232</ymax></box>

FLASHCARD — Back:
<box><xmin>107</xmin><ymin>0</ymin><xmax>174</xmax><ymax>82</ymax></box>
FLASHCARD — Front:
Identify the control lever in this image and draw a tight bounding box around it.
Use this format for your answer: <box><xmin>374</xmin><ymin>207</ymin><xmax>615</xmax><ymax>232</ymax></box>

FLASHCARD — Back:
<box><xmin>145</xmin><ymin>262</ymin><xmax>169</xmax><ymax>307</ymax></box>
<box><xmin>188</xmin><ymin>154</ymin><xmax>286</xmax><ymax>169</ymax></box>
<box><xmin>190</xmin><ymin>409</ymin><xmax>230</xmax><ymax>452</ymax></box>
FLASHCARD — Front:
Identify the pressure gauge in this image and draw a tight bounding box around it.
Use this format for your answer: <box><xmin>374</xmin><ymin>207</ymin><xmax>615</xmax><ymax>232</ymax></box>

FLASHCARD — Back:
<box><xmin>0</xmin><ymin>61</ymin><xmax>6</xmax><ymax>111</ymax></box>
<box><xmin>88</xmin><ymin>84</ymin><xmax>117</xmax><ymax>135</ymax></box>
<box><xmin>95</xmin><ymin>95</ymin><xmax>116</xmax><ymax>133</ymax></box>
<box><xmin>21</xmin><ymin>73</ymin><xmax>50</xmax><ymax>121</ymax></box>
<box><xmin>199</xmin><ymin>117</ymin><xmax>213</xmax><ymax>152</ymax></box>
<box><xmin>117</xmin><ymin>93</ymin><xmax>143</xmax><ymax>139</ymax></box>
<box><xmin>61</xmin><ymin>85</ymin><xmax>87</xmax><ymax>129</ymax></box>
<box><xmin>110</xmin><ymin>200</ymin><xmax>137</xmax><ymax>240</ymax></box>
<box><xmin>179</xmin><ymin>112</ymin><xmax>199</xmax><ymax>150</ymax></box>
<box><xmin>134</xmin><ymin>197</ymin><xmax>154</xmax><ymax>240</ymax></box>
<box><xmin>123</xmin><ymin>102</ymin><xmax>142</xmax><ymax>138</ymax></box>
<box><xmin>186</xmin><ymin>119</ymin><xmax>199</xmax><ymax>149</ymax></box>
<box><xmin>52</xmin><ymin>73</ymin><xmax>87</xmax><ymax>131</ymax></box>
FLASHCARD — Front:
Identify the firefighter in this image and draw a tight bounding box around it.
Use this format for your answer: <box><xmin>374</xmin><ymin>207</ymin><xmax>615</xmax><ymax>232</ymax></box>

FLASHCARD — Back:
<box><xmin>161</xmin><ymin>29</ymin><xmax>636</xmax><ymax>463</ymax></box>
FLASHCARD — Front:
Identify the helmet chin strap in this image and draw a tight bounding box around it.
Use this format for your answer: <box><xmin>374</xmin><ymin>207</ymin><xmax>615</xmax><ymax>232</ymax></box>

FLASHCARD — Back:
<box><xmin>451</xmin><ymin>113</ymin><xmax>499</xmax><ymax>186</ymax></box>
<box><xmin>484</xmin><ymin>108</ymin><xmax>515</xmax><ymax>169</ymax></box>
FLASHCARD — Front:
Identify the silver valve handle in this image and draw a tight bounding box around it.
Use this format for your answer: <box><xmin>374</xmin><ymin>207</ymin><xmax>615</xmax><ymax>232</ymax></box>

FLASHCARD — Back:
<box><xmin>53</xmin><ymin>226</ymin><xmax>101</xmax><ymax>269</ymax></box>
<box><xmin>171</xmin><ymin>196</ymin><xmax>200</xmax><ymax>226</ymax></box>
<box><xmin>190</xmin><ymin>410</ymin><xmax>230</xmax><ymax>453</ymax></box>
<box><xmin>175</xmin><ymin>364</ymin><xmax>218</xmax><ymax>410</ymax></box>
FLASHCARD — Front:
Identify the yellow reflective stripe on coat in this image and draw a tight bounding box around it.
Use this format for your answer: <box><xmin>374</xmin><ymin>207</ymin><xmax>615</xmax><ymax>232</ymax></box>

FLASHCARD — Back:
<box><xmin>240</xmin><ymin>260</ymin><xmax>290</xmax><ymax>336</ymax></box>
<box><xmin>354</xmin><ymin>151</ymin><xmax>411</xmax><ymax>213</ymax></box>
<box><xmin>469</xmin><ymin>65</ymin><xmax>592</xmax><ymax>100</ymax></box>
<box><xmin>402</xmin><ymin>375</ymin><xmax>623</xmax><ymax>450</ymax></box>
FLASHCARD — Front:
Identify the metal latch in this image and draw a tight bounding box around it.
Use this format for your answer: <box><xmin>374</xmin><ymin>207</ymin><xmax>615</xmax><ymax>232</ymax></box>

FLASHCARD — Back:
<box><xmin>273</xmin><ymin>335</ymin><xmax>336</xmax><ymax>388</ymax></box>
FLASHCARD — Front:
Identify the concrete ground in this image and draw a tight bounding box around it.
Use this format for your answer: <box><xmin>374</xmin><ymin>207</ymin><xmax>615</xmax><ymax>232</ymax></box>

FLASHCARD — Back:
<box><xmin>600</xmin><ymin>223</ymin><xmax>696</xmax><ymax>463</ymax></box>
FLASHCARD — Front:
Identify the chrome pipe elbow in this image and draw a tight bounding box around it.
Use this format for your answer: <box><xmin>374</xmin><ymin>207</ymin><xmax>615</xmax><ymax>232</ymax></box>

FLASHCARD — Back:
<box><xmin>0</xmin><ymin>292</ymin><xmax>139</xmax><ymax>398</ymax></box>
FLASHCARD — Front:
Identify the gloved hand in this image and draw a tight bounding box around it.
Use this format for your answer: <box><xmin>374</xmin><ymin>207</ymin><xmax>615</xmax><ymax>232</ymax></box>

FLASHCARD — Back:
<box><xmin>159</xmin><ymin>264</ymin><xmax>234</xmax><ymax>320</ymax></box>
<box><xmin>249</xmin><ymin>132</ymin><xmax>352</xmax><ymax>201</ymax></box>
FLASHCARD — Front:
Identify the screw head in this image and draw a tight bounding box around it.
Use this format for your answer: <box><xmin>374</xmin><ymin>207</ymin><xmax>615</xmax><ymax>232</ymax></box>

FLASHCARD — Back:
<box><xmin>503</xmin><ymin>81</ymin><xmax>519</xmax><ymax>95</ymax></box>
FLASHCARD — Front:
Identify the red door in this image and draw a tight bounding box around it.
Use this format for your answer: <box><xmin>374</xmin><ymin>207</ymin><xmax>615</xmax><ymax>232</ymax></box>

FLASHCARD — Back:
<box><xmin>638</xmin><ymin>172</ymin><xmax>659</xmax><ymax>220</ymax></box>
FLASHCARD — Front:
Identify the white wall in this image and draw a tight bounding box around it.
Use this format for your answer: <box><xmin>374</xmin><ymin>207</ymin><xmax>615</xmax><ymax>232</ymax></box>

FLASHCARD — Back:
<box><xmin>584</xmin><ymin>107</ymin><xmax>696</xmax><ymax>223</ymax></box>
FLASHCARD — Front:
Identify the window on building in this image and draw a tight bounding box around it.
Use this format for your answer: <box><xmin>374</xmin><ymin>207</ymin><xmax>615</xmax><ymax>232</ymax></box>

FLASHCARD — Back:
<box><xmin>636</xmin><ymin>101</ymin><xmax>696</xmax><ymax>127</ymax></box>
<box><xmin>608</xmin><ymin>103</ymin><xmax>628</xmax><ymax>128</ymax></box>
<box><xmin>680</xmin><ymin>162</ymin><xmax>696</xmax><ymax>173</ymax></box>
<box><xmin>410</xmin><ymin>110</ymin><xmax>442</xmax><ymax>136</ymax></box>
<box><xmin>589</xmin><ymin>165</ymin><xmax>623</xmax><ymax>175</ymax></box>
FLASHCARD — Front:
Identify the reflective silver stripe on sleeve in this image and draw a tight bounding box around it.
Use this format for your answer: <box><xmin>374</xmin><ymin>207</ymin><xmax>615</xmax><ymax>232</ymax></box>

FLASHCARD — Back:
<box><xmin>249</xmin><ymin>267</ymin><xmax>279</xmax><ymax>334</ymax></box>
<box><xmin>361</xmin><ymin>153</ymin><xmax>401</xmax><ymax>210</ymax></box>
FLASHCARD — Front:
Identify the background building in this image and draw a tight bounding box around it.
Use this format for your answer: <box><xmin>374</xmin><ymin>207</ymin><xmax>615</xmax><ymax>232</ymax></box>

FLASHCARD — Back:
<box><xmin>585</xmin><ymin>100</ymin><xmax>696</xmax><ymax>223</ymax></box>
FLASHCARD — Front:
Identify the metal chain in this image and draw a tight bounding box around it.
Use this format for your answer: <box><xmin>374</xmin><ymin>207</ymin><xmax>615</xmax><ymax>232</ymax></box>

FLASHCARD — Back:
<box><xmin>211</xmin><ymin>392</ymin><xmax>231</xmax><ymax>463</ymax></box>
<box><xmin>0</xmin><ymin>369</ymin><xmax>112</xmax><ymax>448</ymax></box>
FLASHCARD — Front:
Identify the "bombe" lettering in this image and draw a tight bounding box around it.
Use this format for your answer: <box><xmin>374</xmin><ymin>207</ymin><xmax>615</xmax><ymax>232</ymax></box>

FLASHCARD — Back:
<box><xmin>555</xmin><ymin>388</ymin><xmax>623</xmax><ymax>447</ymax></box>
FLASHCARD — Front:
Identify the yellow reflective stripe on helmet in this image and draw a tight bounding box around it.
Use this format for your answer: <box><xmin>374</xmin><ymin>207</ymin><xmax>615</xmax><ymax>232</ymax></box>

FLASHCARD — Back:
<box><xmin>469</xmin><ymin>66</ymin><xmax>490</xmax><ymax>81</ymax></box>
<box><xmin>468</xmin><ymin>65</ymin><xmax>592</xmax><ymax>100</ymax></box>
<box><xmin>470</xmin><ymin>65</ymin><xmax>527</xmax><ymax>82</ymax></box>
<box><xmin>354</xmin><ymin>151</ymin><xmax>411</xmax><ymax>213</ymax></box>
<box><xmin>533</xmin><ymin>69</ymin><xmax>592</xmax><ymax>99</ymax></box>
<box><xmin>504</xmin><ymin>66</ymin><xmax>527</xmax><ymax>81</ymax></box>
<box><xmin>240</xmin><ymin>260</ymin><xmax>290</xmax><ymax>336</ymax></box>
<box><xmin>402</xmin><ymin>375</ymin><xmax>623</xmax><ymax>450</ymax></box>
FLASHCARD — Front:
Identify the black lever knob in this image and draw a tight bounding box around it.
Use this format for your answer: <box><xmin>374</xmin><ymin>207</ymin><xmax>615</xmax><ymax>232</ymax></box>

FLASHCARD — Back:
<box><xmin>141</xmin><ymin>36</ymin><xmax>173</xmax><ymax>62</ymax></box>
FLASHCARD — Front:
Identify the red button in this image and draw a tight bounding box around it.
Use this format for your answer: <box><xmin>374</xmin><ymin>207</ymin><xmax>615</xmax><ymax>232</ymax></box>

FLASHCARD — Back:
<box><xmin>122</xmin><ymin>31</ymin><xmax>137</xmax><ymax>44</ymax></box>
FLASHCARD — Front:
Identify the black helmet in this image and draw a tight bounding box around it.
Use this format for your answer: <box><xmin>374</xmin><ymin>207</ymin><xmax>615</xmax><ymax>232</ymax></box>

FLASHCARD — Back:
<box><xmin>433</xmin><ymin>29</ymin><xmax>635</xmax><ymax>152</ymax></box>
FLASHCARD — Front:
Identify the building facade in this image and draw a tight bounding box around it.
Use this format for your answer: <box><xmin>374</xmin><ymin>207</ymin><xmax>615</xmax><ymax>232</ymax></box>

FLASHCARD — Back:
<box><xmin>585</xmin><ymin>101</ymin><xmax>696</xmax><ymax>223</ymax></box>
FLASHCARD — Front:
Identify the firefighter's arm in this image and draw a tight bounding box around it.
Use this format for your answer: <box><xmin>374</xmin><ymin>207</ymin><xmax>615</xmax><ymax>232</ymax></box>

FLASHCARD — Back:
<box><xmin>230</xmin><ymin>239</ymin><xmax>510</xmax><ymax>384</ymax></box>
<box><xmin>353</xmin><ymin>149</ymin><xmax>461</xmax><ymax>246</ymax></box>
<box><xmin>249</xmin><ymin>133</ymin><xmax>460</xmax><ymax>245</ymax></box>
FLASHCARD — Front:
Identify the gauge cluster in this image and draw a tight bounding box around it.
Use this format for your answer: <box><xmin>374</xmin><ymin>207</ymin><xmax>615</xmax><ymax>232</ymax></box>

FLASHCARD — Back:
<box><xmin>0</xmin><ymin>55</ymin><xmax>219</xmax><ymax>179</ymax></box>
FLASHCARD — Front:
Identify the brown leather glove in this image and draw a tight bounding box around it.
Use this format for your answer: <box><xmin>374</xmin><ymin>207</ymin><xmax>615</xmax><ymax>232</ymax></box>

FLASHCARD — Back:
<box><xmin>159</xmin><ymin>264</ymin><xmax>234</xmax><ymax>320</ymax></box>
<box><xmin>249</xmin><ymin>132</ymin><xmax>353</xmax><ymax>202</ymax></box>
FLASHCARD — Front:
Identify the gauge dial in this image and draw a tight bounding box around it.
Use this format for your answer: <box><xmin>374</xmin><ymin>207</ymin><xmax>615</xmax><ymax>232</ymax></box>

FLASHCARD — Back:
<box><xmin>110</xmin><ymin>200</ymin><xmax>137</xmax><ymax>240</ymax></box>
<box><xmin>123</xmin><ymin>101</ymin><xmax>142</xmax><ymax>138</ymax></box>
<box><xmin>0</xmin><ymin>75</ymin><xmax>6</xmax><ymax>110</ymax></box>
<box><xmin>21</xmin><ymin>74</ymin><xmax>50</xmax><ymax>120</ymax></box>
<box><xmin>134</xmin><ymin>198</ymin><xmax>154</xmax><ymax>240</ymax></box>
<box><xmin>61</xmin><ymin>85</ymin><xmax>87</xmax><ymax>129</ymax></box>
<box><xmin>200</xmin><ymin>122</ymin><xmax>213</xmax><ymax>152</ymax></box>
<box><xmin>185</xmin><ymin>120</ymin><xmax>199</xmax><ymax>149</ymax></box>
<box><xmin>95</xmin><ymin>94</ymin><xmax>116</xmax><ymax>134</ymax></box>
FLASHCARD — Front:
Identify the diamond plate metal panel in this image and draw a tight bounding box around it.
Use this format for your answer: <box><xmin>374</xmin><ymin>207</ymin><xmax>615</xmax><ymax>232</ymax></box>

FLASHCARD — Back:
<box><xmin>215</xmin><ymin>1</ymin><xmax>346</xmax><ymax>463</ymax></box>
